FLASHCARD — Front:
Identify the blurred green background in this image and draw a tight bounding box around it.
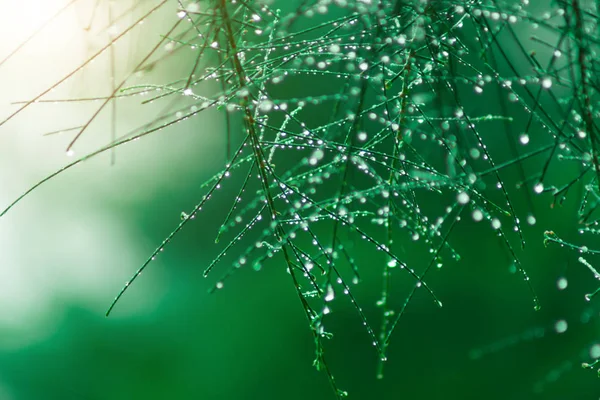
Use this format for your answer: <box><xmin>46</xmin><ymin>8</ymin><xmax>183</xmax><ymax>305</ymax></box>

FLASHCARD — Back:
<box><xmin>1</xmin><ymin>1</ymin><xmax>599</xmax><ymax>399</ymax></box>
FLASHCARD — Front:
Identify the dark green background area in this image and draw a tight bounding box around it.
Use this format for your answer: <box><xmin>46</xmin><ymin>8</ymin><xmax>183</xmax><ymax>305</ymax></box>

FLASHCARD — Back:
<box><xmin>2</xmin><ymin>1</ymin><xmax>600</xmax><ymax>399</ymax></box>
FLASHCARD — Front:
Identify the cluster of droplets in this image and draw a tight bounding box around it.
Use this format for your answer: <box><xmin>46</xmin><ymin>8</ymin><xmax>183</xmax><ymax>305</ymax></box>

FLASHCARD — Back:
<box><xmin>7</xmin><ymin>0</ymin><xmax>600</xmax><ymax>398</ymax></box>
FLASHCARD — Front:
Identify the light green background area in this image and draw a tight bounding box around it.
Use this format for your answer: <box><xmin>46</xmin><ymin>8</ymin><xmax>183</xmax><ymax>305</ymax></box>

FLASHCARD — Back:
<box><xmin>0</xmin><ymin>1</ymin><xmax>599</xmax><ymax>399</ymax></box>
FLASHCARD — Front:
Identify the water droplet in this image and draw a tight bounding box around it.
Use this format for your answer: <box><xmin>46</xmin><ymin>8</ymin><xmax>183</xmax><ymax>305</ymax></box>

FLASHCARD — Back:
<box><xmin>325</xmin><ymin>285</ymin><xmax>335</xmax><ymax>302</ymax></box>
<box><xmin>541</xmin><ymin>77</ymin><xmax>552</xmax><ymax>89</ymax></box>
<box><xmin>589</xmin><ymin>344</ymin><xmax>600</xmax><ymax>359</ymax></box>
<box><xmin>554</xmin><ymin>320</ymin><xmax>568</xmax><ymax>333</ymax></box>
<box><xmin>457</xmin><ymin>191</ymin><xmax>470</xmax><ymax>205</ymax></box>
<box><xmin>557</xmin><ymin>277</ymin><xmax>568</xmax><ymax>290</ymax></box>
<box><xmin>491</xmin><ymin>218</ymin><xmax>501</xmax><ymax>230</ymax></box>
<box><xmin>186</xmin><ymin>2</ymin><xmax>200</xmax><ymax>13</ymax></box>
<box><xmin>519</xmin><ymin>134</ymin><xmax>530</xmax><ymax>145</ymax></box>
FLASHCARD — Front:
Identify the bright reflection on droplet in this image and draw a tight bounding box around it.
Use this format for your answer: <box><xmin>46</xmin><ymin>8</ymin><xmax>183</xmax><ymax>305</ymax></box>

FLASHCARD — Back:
<box><xmin>472</xmin><ymin>209</ymin><xmax>483</xmax><ymax>222</ymax></box>
<box><xmin>556</xmin><ymin>277</ymin><xmax>568</xmax><ymax>290</ymax></box>
<box><xmin>590</xmin><ymin>344</ymin><xmax>600</xmax><ymax>359</ymax></box>
<box><xmin>554</xmin><ymin>320</ymin><xmax>568</xmax><ymax>333</ymax></box>
<box><xmin>541</xmin><ymin>77</ymin><xmax>552</xmax><ymax>89</ymax></box>
<box><xmin>457</xmin><ymin>191</ymin><xmax>470</xmax><ymax>205</ymax></box>
<box><xmin>491</xmin><ymin>218</ymin><xmax>501</xmax><ymax>230</ymax></box>
<box><xmin>519</xmin><ymin>134</ymin><xmax>529</xmax><ymax>145</ymax></box>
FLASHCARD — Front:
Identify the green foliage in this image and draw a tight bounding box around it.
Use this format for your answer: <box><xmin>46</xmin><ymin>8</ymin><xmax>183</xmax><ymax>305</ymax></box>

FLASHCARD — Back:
<box><xmin>4</xmin><ymin>0</ymin><xmax>600</xmax><ymax>397</ymax></box>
